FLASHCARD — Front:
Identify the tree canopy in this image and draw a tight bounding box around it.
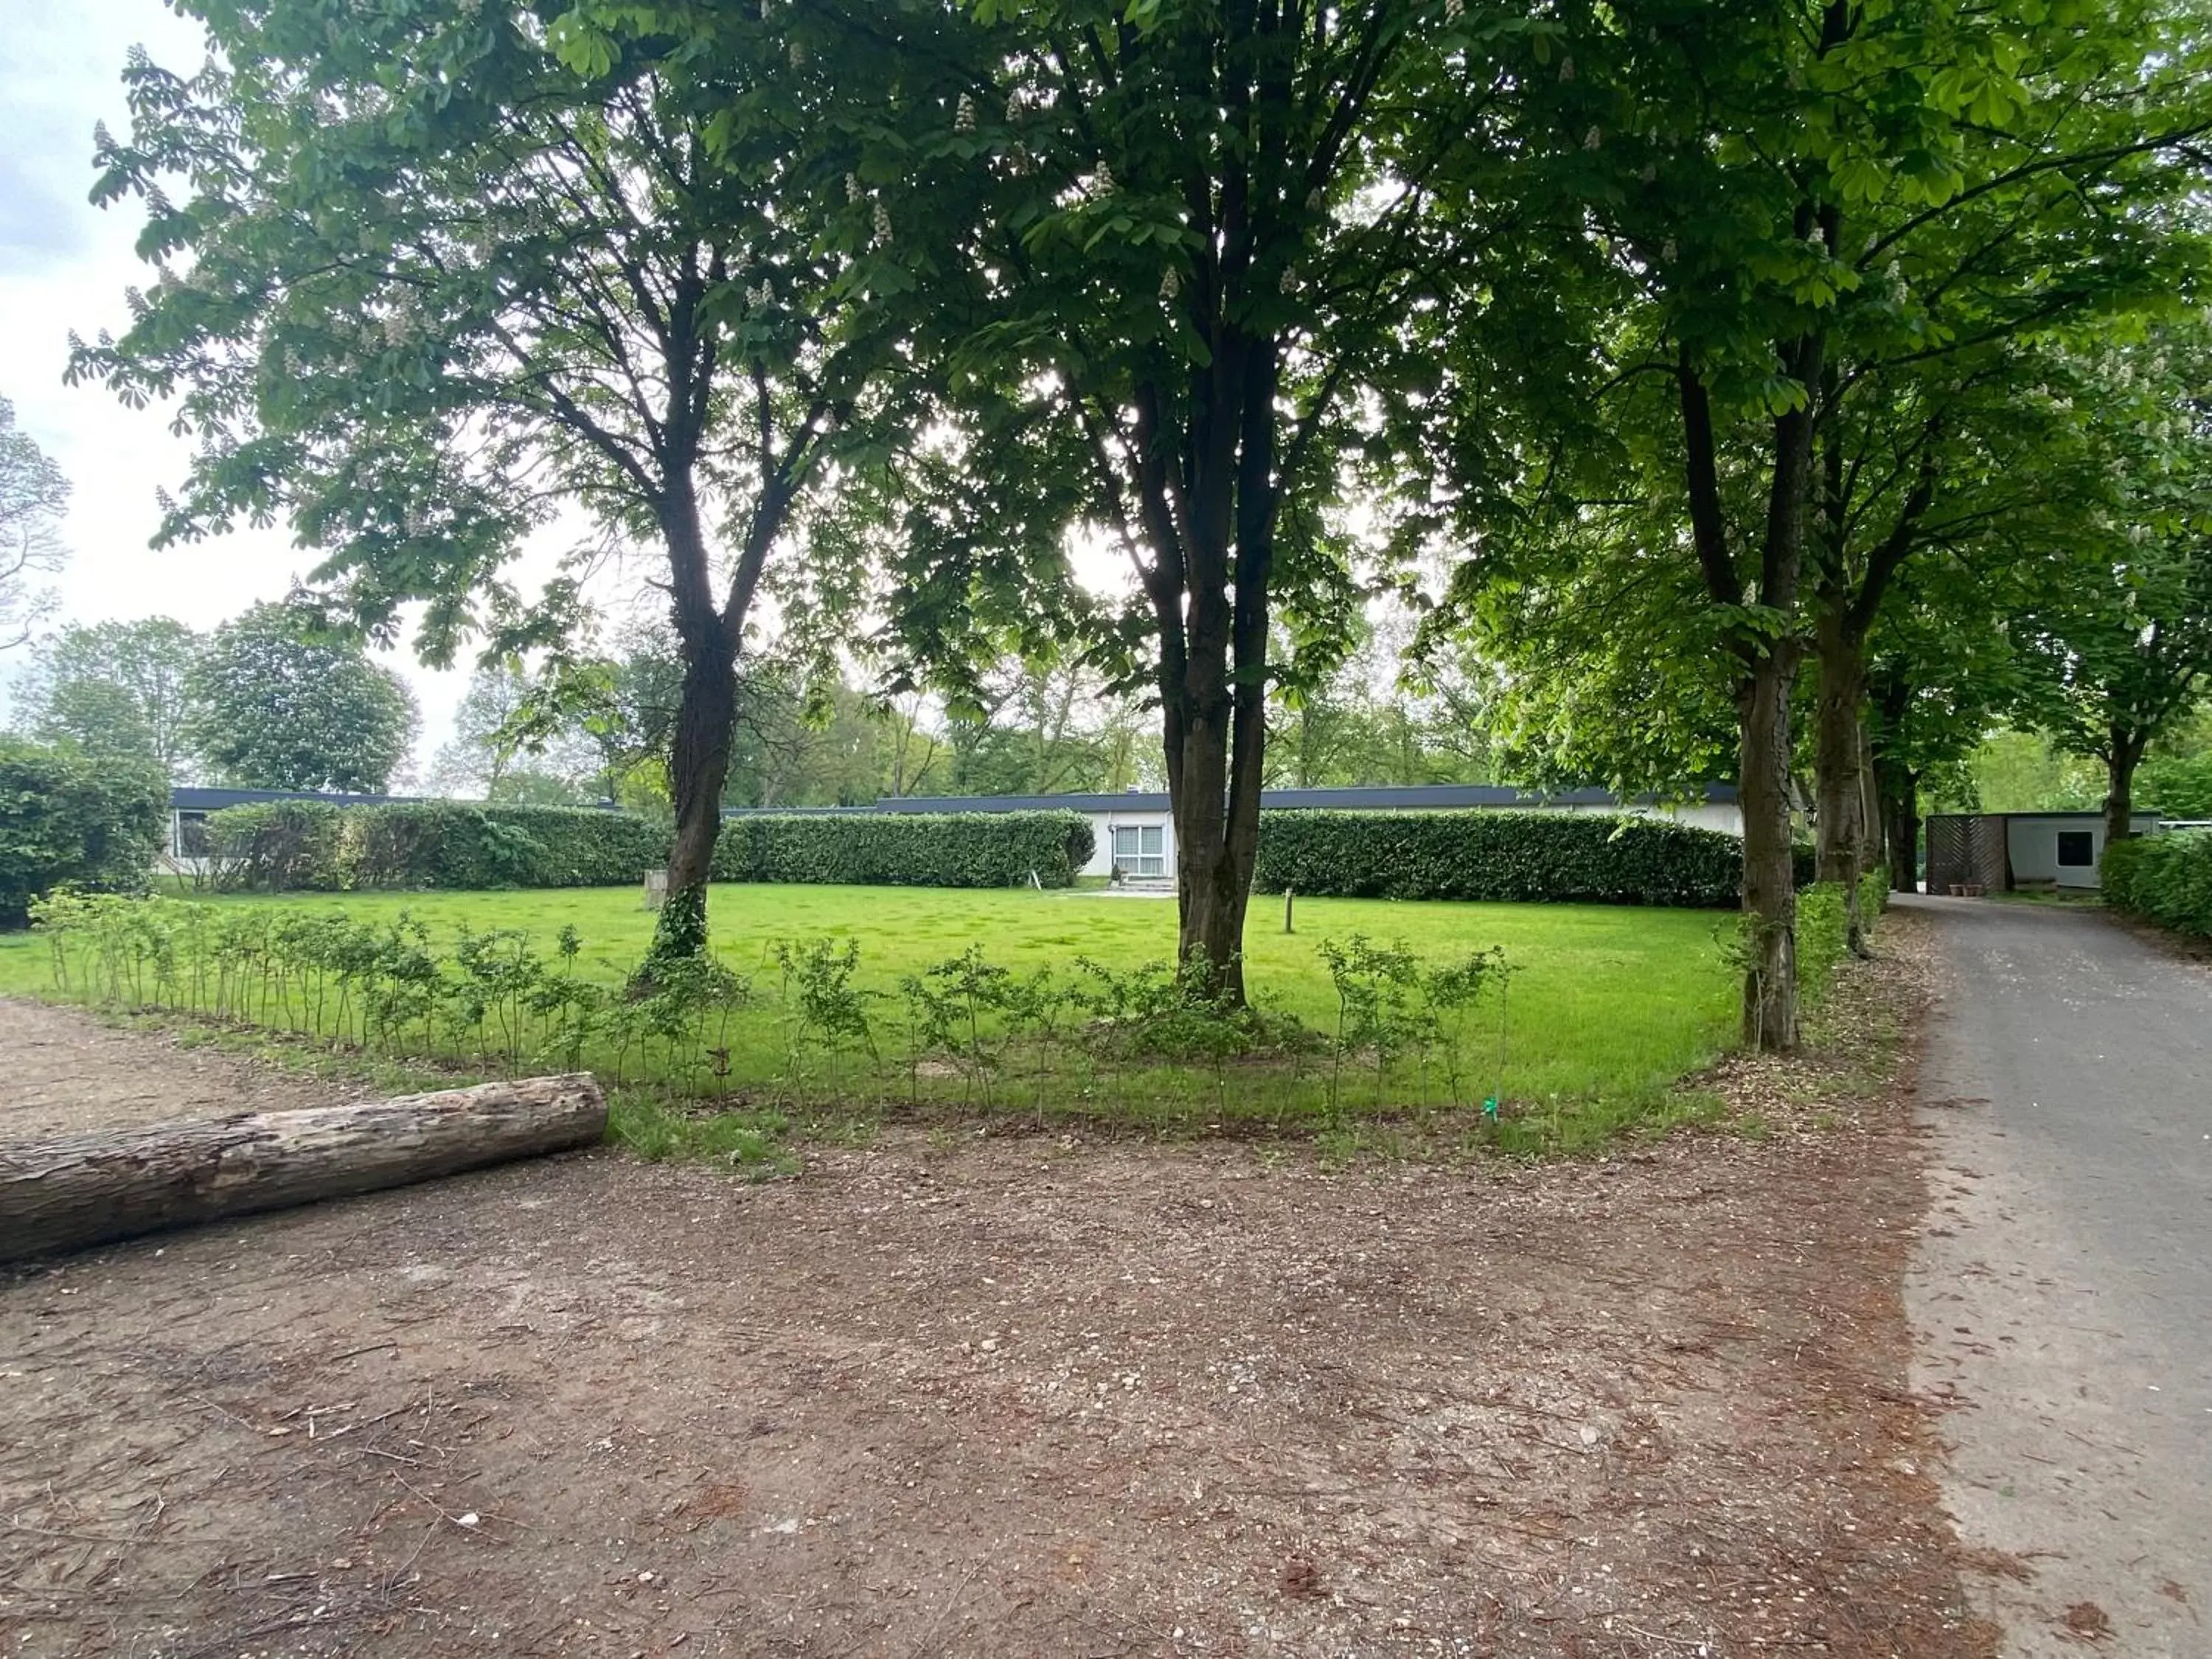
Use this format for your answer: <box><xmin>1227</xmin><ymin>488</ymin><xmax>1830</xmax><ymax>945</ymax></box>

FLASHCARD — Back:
<box><xmin>184</xmin><ymin>602</ymin><xmax>417</xmax><ymax>793</ymax></box>
<box><xmin>14</xmin><ymin>618</ymin><xmax>204</xmax><ymax>779</ymax></box>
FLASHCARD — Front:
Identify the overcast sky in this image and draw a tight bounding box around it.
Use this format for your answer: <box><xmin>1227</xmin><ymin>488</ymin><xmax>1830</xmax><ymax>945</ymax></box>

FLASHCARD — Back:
<box><xmin>0</xmin><ymin>0</ymin><xmax>472</xmax><ymax>771</ymax></box>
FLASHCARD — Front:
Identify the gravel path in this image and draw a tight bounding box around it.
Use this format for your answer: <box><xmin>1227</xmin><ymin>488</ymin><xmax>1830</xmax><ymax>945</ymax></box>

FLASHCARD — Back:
<box><xmin>1904</xmin><ymin>894</ymin><xmax>2211</xmax><ymax>1656</ymax></box>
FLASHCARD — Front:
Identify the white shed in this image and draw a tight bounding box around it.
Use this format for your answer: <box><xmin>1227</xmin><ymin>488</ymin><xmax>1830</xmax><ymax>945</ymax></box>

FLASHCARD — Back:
<box><xmin>2004</xmin><ymin>812</ymin><xmax>2162</xmax><ymax>890</ymax></box>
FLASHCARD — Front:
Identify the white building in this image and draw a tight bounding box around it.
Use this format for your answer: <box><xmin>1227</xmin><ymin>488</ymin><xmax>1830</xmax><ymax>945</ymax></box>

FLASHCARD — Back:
<box><xmin>1925</xmin><ymin>809</ymin><xmax>2164</xmax><ymax>893</ymax></box>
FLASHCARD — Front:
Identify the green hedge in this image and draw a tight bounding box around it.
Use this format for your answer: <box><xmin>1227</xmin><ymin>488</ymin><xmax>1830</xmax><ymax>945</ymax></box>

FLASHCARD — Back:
<box><xmin>204</xmin><ymin>801</ymin><xmax>348</xmax><ymax>890</ymax></box>
<box><xmin>206</xmin><ymin>801</ymin><xmax>664</xmax><ymax>891</ymax></box>
<box><xmin>1253</xmin><ymin>809</ymin><xmax>1782</xmax><ymax>907</ymax></box>
<box><xmin>2102</xmin><ymin>830</ymin><xmax>2212</xmax><ymax>938</ymax></box>
<box><xmin>346</xmin><ymin>803</ymin><xmax>668</xmax><ymax>889</ymax></box>
<box><xmin>712</xmin><ymin>811</ymin><xmax>1093</xmax><ymax>888</ymax></box>
<box><xmin>0</xmin><ymin>740</ymin><xmax>167</xmax><ymax>927</ymax></box>
<box><xmin>206</xmin><ymin>801</ymin><xmax>1093</xmax><ymax>892</ymax></box>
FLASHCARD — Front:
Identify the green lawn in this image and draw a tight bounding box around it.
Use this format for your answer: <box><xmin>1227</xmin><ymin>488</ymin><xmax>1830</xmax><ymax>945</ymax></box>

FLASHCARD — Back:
<box><xmin>2</xmin><ymin>883</ymin><xmax>1740</xmax><ymax>1150</ymax></box>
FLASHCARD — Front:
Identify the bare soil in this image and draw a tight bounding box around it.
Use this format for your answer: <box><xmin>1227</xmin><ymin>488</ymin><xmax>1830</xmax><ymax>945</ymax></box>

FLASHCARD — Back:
<box><xmin>0</xmin><ymin>998</ymin><xmax>366</xmax><ymax>1142</ymax></box>
<box><xmin>0</xmin><ymin>914</ymin><xmax>1993</xmax><ymax>1658</ymax></box>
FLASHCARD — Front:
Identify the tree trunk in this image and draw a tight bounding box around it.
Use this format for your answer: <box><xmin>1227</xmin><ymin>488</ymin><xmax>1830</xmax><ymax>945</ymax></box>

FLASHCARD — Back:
<box><xmin>1814</xmin><ymin>597</ymin><xmax>1867</xmax><ymax>889</ymax></box>
<box><xmin>651</xmin><ymin>622</ymin><xmax>740</xmax><ymax>964</ymax></box>
<box><xmin>1676</xmin><ymin>306</ymin><xmax>1820</xmax><ymax>1051</ymax></box>
<box><xmin>1880</xmin><ymin>770</ymin><xmax>1920</xmax><ymax>893</ymax></box>
<box><xmin>0</xmin><ymin>1076</ymin><xmax>606</xmax><ymax>1264</ymax></box>
<box><xmin>1169</xmin><ymin>693</ymin><xmax>1245</xmax><ymax>1001</ymax></box>
<box><xmin>1811</xmin><ymin>599</ymin><xmax>1874</xmax><ymax>951</ymax></box>
<box><xmin>1143</xmin><ymin>333</ymin><xmax>1279</xmax><ymax>1009</ymax></box>
<box><xmin>1859</xmin><ymin>721</ymin><xmax>1884</xmax><ymax>878</ymax></box>
<box><xmin>1739</xmin><ymin>650</ymin><xmax>1801</xmax><ymax>1051</ymax></box>
<box><xmin>2104</xmin><ymin>728</ymin><xmax>2143</xmax><ymax>849</ymax></box>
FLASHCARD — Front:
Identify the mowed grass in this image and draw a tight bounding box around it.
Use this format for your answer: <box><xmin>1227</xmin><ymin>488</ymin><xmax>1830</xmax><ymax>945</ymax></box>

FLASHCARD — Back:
<box><xmin>0</xmin><ymin>883</ymin><xmax>1740</xmax><ymax>1149</ymax></box>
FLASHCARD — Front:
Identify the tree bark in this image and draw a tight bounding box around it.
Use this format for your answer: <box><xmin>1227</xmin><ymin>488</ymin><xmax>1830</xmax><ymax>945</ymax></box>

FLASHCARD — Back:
<box><xmin>1812</xmin><ymin>600</ymin><xmax>1870</xmax><ymax>885</ymax></box>
<box><xmin>1877</xmin><ymin>765</ymin><xmax>1920</xmax><ymax>893</ymax></box>
<box><xmin>2104</xmin><ymin>726</ymin><xmax>2144</xmax><ymax>849</ymax></box>
<box><xmin>655</xmin><ymin>621</ymin><xmax>740</xmax><ymax>961</ymax></box>
<box><xmin>0</xmin><ymin>1075</ymin><xmax>606</xmax><ymax>1264</ymax></box>
<box><xmin>1169</xmin><ymin>694</ymin><xmax>1247</xmax><ymax>1001</ymax></box>
<box><xmin>1739</xmin><ymin>651</ymin><xmax>1801</xmax><ymax>1051</ymax></box>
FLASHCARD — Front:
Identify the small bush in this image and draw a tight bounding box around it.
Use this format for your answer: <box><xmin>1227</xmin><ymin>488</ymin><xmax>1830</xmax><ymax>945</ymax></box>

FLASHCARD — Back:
<box><xmin>712</xmin><ymin>810</ymin><xmax>1093</xmax><ymax>889</ymax></box>
<box><xmin>2103</xmin><ymin>830</ymin><xmax>2212</xmax><ymax>938</ymax></box>
<box><xmin>0</xmin><ymin>740</ymin><xmax>167</xmax><ymax>927</ymax></box>
<box><xmin>1792</xmin><ymin>866</ymin><xmax>1888</xmax><ymax>1008</ymax></box>
<box><xmin>1256</xmin><ymin>810</ymin><xmax>1769</xmax><ymax>907</ymax></box>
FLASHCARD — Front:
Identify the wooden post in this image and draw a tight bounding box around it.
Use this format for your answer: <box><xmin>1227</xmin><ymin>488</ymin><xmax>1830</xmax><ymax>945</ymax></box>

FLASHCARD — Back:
<box><xmin>0</xmin><ymin>1074</ymin><xmax>607</xmax><ymax>1263</ymax></box>
<box><xmin>1284</xmin><ymin>886</ymin><xmax>1295</xmax><ymax>934</ymax></box>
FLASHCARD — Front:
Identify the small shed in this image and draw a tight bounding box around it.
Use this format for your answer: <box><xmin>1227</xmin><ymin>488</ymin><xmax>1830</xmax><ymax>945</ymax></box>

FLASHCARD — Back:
<box><xmin>1924</xmin><ymin>810</ymin><xmax>2162</xmax><ymax>894</ymax></box>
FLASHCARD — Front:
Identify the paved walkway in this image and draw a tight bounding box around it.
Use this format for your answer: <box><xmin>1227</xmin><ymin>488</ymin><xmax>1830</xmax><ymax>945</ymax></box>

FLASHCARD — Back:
<box><xmin>1903</xmin><ymin>894</ymin><xmax>2211</xmax><ymax>1655</ymax></box>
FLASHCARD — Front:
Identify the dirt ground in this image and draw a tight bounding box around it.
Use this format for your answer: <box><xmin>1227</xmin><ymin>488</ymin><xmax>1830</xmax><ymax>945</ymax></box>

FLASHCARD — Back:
<box><xmin>0</xmin><ymin>999</ymin><xmax>366</xmax><ymax>1142</ymax></box>
<box><xmin>1</xmin><ymin>914</ymin><xmax>1992</xmax><ymax>1659</ymax></box>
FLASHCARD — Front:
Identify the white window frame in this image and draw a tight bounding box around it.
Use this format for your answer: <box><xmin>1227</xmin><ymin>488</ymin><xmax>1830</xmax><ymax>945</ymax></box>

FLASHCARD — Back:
<box><xmin>1111</xmin><ymin>823</ymin><xmax>1166</xmax><ymax>877</ymax></box>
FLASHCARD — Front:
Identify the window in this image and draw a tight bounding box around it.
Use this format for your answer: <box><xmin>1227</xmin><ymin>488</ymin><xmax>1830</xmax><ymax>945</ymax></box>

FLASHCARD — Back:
<box><xmin>175</xmin><ymin>813</ymin><xmax>210</xmax><ymax>858</ymax></box>
<box><xmin>1111</xmin><ymin>823</ymin><xmax>1165</xmax><ymax>877</ymax></box>
<box><xmin>2056</xmin><ymin>830</ymin><xmax>2095</xmax><ymax>868</ymax></box>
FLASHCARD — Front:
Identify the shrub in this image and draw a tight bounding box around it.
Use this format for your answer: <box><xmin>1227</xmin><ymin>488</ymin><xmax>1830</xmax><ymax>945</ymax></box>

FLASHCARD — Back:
<box><xmin>1255</xmin><ymin>810</ymin><xmax>1767</xmax><ymax>907</ymax></box>
<box><xmin>204</xmin><ymin>801</ymin><xmax>349</xmax><ymax>890</ymax></box>
<box><xmin>0</xmin><ymin>740</ymin><xmax>167</xmax><ymax>927</ymax></box>
<box><xmin>712</xmin><ymin>810</ymin><xmax>1093</xmax><ymax>889</ymax></box>
<box><xmin>2103</xmin><ymin>830</ymin><xmax>2212</xmax><ymax>939</ymax></box>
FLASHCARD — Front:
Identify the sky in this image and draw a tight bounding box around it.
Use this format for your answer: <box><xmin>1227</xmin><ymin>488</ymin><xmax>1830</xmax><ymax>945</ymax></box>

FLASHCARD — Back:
<box><xmin>0</xmin><ymin>1</ymin><xmax>1144</xmax><ymax>785</ymax></box>
<box><xmin>0</xmin><ymin>0</ymin><xmax>471</xmax><ymax>771</ymax></box>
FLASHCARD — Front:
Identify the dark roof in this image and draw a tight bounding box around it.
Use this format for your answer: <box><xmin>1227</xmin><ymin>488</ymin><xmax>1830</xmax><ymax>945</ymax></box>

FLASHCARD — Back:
<box><xmin>1924</xmin><ymin>810</ymin><xmax>2161</xmax><ymax>822</ymax></box>
<box><xmin>725</xmin><ymin>782</ymin><xmax>1739</xmax><ymax>817</ymax></box>
<box><xmin>171</xmin><ymin>786</ymin><xmax>420</xmax><ymax>812</ymax></box>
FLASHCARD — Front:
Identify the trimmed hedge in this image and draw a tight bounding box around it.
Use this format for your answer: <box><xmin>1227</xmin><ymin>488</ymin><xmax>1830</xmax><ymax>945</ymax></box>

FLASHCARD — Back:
<box><xmin>712</xmin><ymin>810</ymin><xmax>1093</xmax><ymax>889</ymax></box>
<box><xmin>206</xmin><ymin>801</ymin><xmax>664</xmax><ymax>891</ymax></box>
<box><xmin>204</xmin><ymin>801</ymin><xmax>347</xmax><ymax>890</ymax></box>
<box><xmin>1253</xmin><ymin>810</ymin><xmax>1784</xmax><ymax>907</ymax></box>
<box><xmin>2102</xmin><ymin>830</ymin><xmax>2212</xmax><ymax>939</ymax></box>
<box><xmin>0</xmin><ymin>740</ymin><xmax>167</xmax><ymax>927</ymax></box>
<box><xmin>205</xmin><ymin>801</ymin><xmax>1093</xmax><ymax>892</ymax></box>
<box><xmin>347</xmin><ymin>803</ymin><xmax>668</xmax><ymax>889</ymax></box>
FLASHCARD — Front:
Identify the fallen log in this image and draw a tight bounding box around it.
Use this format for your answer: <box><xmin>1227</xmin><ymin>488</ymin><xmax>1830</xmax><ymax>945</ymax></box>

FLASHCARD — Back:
<box><xmin>0</xmin><ymin>1074</ymin><xmax>606</xmax><ymax>1263</ymax></box>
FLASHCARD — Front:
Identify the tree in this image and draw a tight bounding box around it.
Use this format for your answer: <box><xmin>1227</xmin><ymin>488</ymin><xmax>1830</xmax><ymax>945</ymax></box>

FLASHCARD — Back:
<box><xmin>1413</xmin><ymin>0</ymin><xmax>2211</xmax><ymax>1046</ymax></box>
<box><xmin>14</xmin><ymin>618</ymin><xmax>204</xmax><ymax>779</ymax></box>
<box><xmin>2005</xmin><ymin>327</ymin><xmax>2212</xmax><ymax>846</ymax></box>
<box><xmin>1863</xmin><ymin>559</ymin><xmax>2025</xmax><ymax>888</ymax></box>
<box><xmin>185</xmin><ymin>602</ymin><xmax>416</xmax><ymax>793</ymax></box>
<box><xmin>0</xmin><ymin>396</ymin><xmax>69</xmax><ymax>652</ymax></box>
<box><xmin>428</xmin><ymin>663</ymin><xmax>600</xmax><ymax>802</ymax></box>
<box><xmin>33</xmin><ymin>678</ymin><xmax>159</xmax><ymax>768</ymax></box>
<box><xmin>868</xmin><ymin>0</ymin><xmax>1475</xmax><ymax>1000</ymax></box>
<box><xmin>2138</xmin><ymin>709</ymin><xmax>2212</xmax><ymax>819</ymax></box>
<box><xmin>70</xmin><ymin>1</ymin><xmax>973</xmax><ymax>966</ymax></box>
